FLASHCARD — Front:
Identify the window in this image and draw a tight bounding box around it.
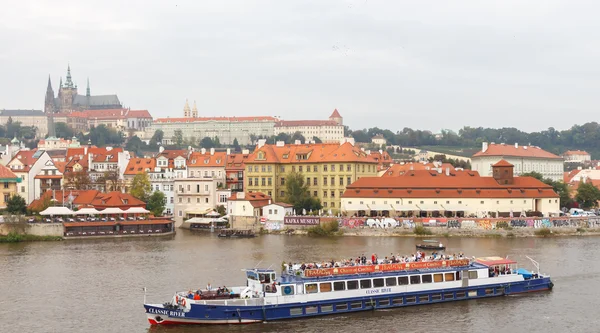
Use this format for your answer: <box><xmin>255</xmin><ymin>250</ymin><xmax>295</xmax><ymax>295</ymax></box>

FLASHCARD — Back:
<box><xmin>3</xmin><ymin>194</ymin><xmax>9</xmax><ymax>202</ymax></box>
<box><xmin>421</xmin><ymin>275</ymin><xmax>432</xmax><ymax>283</ymax></box>
<box><xmin>323</xmin><ymin>202</ymin><xmax>327</xmax><ymax>207</ymax></box>
<box><xmin>339</xmin><ymin>177</ymin><xmax>343</xmax><ymax>186</ymax></box>
<box><xmin>347</xmin><ymin>164</ymin><xmax>351</xmax><ymax>171</ymax></box>
<box><xmin>268</xmin><ymin>178</ymin><xmax>272</xmax><ymax>186</ymax></box>
<box><xmin>280</xmin><ymin>178</ymin><xmax>285</xmax><ymax>185</ymax></box>
<box><xmin>480</xmin><ymin>201</ymin><xmax>484</xmax><ymax>204</ymax></box>
<box><xmin>313</xmin><ymin>178</ymin><xmax>318</xmax><ymax>186</ymax></box>
<box><xmin>305</xmin><ymin>284</ymin><xmax>318</xmax><ymax>294</ymax></box>
<box><xmin>405</xmin><ymin>296</ymin><xmax>416</xmax><ymax>303</ymax></box>
<box><xmin>330</xmin><ymin>177</ymin><xmax>335</xmax><ymax>186</ymax></box>
<box><xmin>306</xmin><ymin>177</ymin><xmax>310</xmax><ymax>185</ymax></box>
<box><xmin>346</xmin><ymin>280</ymin><xmax>358</xmax><ymax>290</ymax></box>
<box><xmin>419</xmin><ymin>295</ymin><xmax>429</xmax><ymax>303</ymax></box>
<box><xmin>205</xmin><ymin>198</ymin><xmax>208</xmax><ymax>203</ymax></box>
<box><xmin>319</xmin><ymin>282</ymin><xmax>332</xmax><ymax>293</ymax></box>
<box><xmin>378</xmin><ymin>299</ymin><xmax>390</xmax><ymax>306</ymax></box>
<box><xmin>373</xmin><ymin>278</ymin><xmax>384</xmax><ymax>288</ymax></box>
<box><xmin>280</xmin><ymin>191</ymin><xmax>285</xmax><ymax>197</ymax></box>
<box><xmin>261</xmin><ymin>178</ymin><xmax>266</xmax><ymax>186</ymax></box>
<box><xmin>323</xmin><ymin>191</ymin><xmax>328</xmax><ymax>198</ymax></box>
<box><xmin>187</xmin><ymin>198</ymin><xmax>191</xmax><ymax>203</ymax></box>
<box><xmin>360</xmin><ymin>279</ymin><xmax>372</xmax><ymax>289</ymax></box>
<box><xmin>347</xmin><ymin>177</ymin><xmax>351</xmax><ymax>185</ymax></box>
<box><xmin>433</xmin><ymin>274</ymin><xmax>444</xmax><ymax>283</ymax></box>
<box><xmin>333</xmin><ymin>281</ymin><xmax>345</xmax><ymax>291</ymax></box>
<box><xmin>321</xmin><ymin>305</ymin><xmax>333</xmax><ymax>313</ymax></box>
<box><xmin>290</xmin><ymin>308</ymin><xmax>303</xmax><ymax>316</ymax></box>
<box><xmin>170</xmin><ymin>197</ymin><xmax>174</xmax><ymax>204</ymax></box>
<box><xmin>444</xmin><ymin>272</ymin><xmax>455</xmax><ymax>281</ymax></box>
<box><xmin>178</xmin><ymin>210</ymin><xmax>182</xmax><ymax>217</ymax></box>
<box><xmin>410</xmin><ymin>275</ymin><xmax>421</xmax><ymax>284</ymax></box>
<box><xmin>431</xmin><ymin>294</ymin><xmax>442</xmax><ymax>301</ymax></box>
<box><xmin>468</xmin><ymin>271</ymin><xmax>478</xmax><ymax>279</ymax></box>
<box><xmin>385</xmin><ymin>277</ymin><xmax>397</xmax><ymax>286</ymax></box>
<box><xmin>280</xmin><ymin>166</ymin><xmax>285</xmax><ymax>172</ymax></box>
<box><xmin>254</xmin><ymin>178</ymin><xmax>258</xmax><ymax>186</ymax></box>
<box><xmin>313</xmin><ymin>191</ymin><xmax>317</xmax><ymax>196</ymax></box>
<box><xmin>268</xmin><ymin>165</ymin><xmax>272</xmax><ymax>172</ymax></box>
<box><xmin>323</xmin><ymin>177</ymin><xmax>327</xmax><ymax>185</ymax></box>
<box><xmin>249</xmin><ymin>178</ymin><xmax>253</xmax><ymax>186</ymax></box>
<box><xmin>350</xmin><ymin>302</ymin><xmax>363</xmax><ymax>309</ymax></box>
<box><xmin>323</xmin><ymin>165</ymin><xmax>328</xmax><ymax>172</ymax></box>
<box><xmin>336</xmin><ymin>303</ymin><xmax>348</xmax><ymax>311</ymax></box>
<box><xmin>292</xmin><ymin>166</ymin><xmax>296</xmax><ymax>172</ymax></box>
<box><xmin>444</xmin><ymin>293</ymin><xmax>454</xmax><ymax>300</ymax></box>
<box><xmin>392</xmin><ymin>298</ymin><xmax>403</xmax><ymax>305</ymax></box>
<box><xmin>313</xmin><ymin>165</ymin><xmax>317</xmax><ymax>172</ymax></box>
<box><xmin>178</xmin><ymin>197</ymin><xmax>182</xmax><ymax>203</ymax></box>
<box><xmin>3</xmin><ymin>183</ymin><xmax>8</xmax><ymax>189</ymax></box>
<box><xmin>299</xmin><ymin>166</ymin><xmax>303</xmax><ymax>172</ymax></box>
<box><xmin>330</xmin><ymin>191</ymin><xmax>335</xmax><ymax>198</ymax></box>
<box><xmin>331</xmin><ymin>164</ymin><xmax>335</xmax><ymax>172</ymax></box>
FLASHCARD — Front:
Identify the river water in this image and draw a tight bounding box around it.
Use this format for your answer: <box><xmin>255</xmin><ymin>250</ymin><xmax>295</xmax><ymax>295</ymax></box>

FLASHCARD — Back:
<box><xmin>1</xmin><ymin>231</ymin><xmax>598</xmax><ymax>333</ymax></box>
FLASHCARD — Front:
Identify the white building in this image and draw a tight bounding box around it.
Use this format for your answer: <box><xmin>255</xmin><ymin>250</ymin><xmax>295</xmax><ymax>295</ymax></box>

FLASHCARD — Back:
<box><xmin>562</xmin><ymin>150</ymin><xmax>591</xmax><ymax>163</ymax></box>
<box><xmin>173</xmin><ymin>178</ymin><xmax>218</xmax><ymax>227</ymax></box>
<box><xmin>6</xmin><ymin>150</ymin><xmax>51</xmax><ymax>204</ymax></box>
<box><xmin>471</xmin><ymin>142</ymin><xmax>564</xmax><ymax>181</ymax></box>
<box><xmin>263</xmin><ymin>202</ymin><xmax>293</xmax><ymax>221</ymax></box>
<box><xmin>371</xmin><ymin>135</ymin><xmax>387</xmax><ymax>146</ymax></box>
<box><xmin>227</xmin><ymin>192</ymin><xmax>272</xmax><ymax>217</ymax></box>
<box><xmin>274</xmin><ymin>109</ymin><xmax>345</xmax><ymax>143</ymax></box>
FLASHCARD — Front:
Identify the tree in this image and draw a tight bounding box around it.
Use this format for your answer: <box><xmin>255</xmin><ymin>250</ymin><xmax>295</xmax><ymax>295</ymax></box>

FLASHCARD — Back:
<box><xmin>149</xmin><ymin>130</ymin><xmax>164</xmax><ymax>148</ymax></box>
<box><xmin>88</xmin><ymin>125</ymin><xmax>125</xmax><ymax>146</ymax></box>
<box><xmin>54</xmin><ymin>122</ymin><xmax>75</xmax><ymax>139</ymax></box>
<box><xmin>6</xmin><ymin>195</ymin><xmax>26</xmax><ymax>214</ymax></box>
<box><xmin>130</xmin><ymin>172</ymin><xmax>152</xmax><ymax>202</ymax></box>
<box><xmin>146</xmin><ymin>191</ymin><xmax>166</xmax><ymax>216</ymax></box>
<box><xmin>216</xmin><ymin>205</ymin><xmax>226</xmax><ymax>216</ymax></box>
<box><xmin>172</xmin><ymin>129</ymin><xmax>184</xmax><ymax>148</ymax></box>
<box><xmin>200</xmin><ymin>137</ymin><xmax>215</xmax><ymax>149</ymax></box>
<box><xmin>284</xmin><ymin>172</ymin><xmax>323</xmax><ymax>212</ymax></box>
<box><xmin>232</xmin><ymin>138</ymin><xmax>241</xmax><ymax>152</ymax></box>
<box><xmin>103</xmin><ymin>170</ymin><xmax>121</xmax><ymax>192</ymax></box>
<box><xmin>313</xmin><ymin>136</ymin><xmax>322</xmax><ymax>144</ymax></box>
<box><xmin>291</xmin><ymin>131</ymin><xmax>306</xmax><ymax>144</ymax></box>
<box><xmin>351</xmin><ymin>130</ymin><xmax>370</xmax><ymax>143</ymax></box>
<box><xmin>126</xmin><ymin>136</ymin><xmax>147</xmax><ymax>156</ymax></box>
<box><xmin>64</xmin><ymin>171</ymin><xmax>91</xmax><ymax>190</ymax></box>
<box><xmin>520</xmin><ymin>171</ymin><xmax>544</xmax><ymax>181</ymax></box>
<box><xmin>575</xmin><ymin>182</ymin><xmax>600</xmax><ymax>209</ymax></box>
<box><xmin>275</xmin><ymin>132</ymin><xmax>291</xmax><ymax>144</ymax></box>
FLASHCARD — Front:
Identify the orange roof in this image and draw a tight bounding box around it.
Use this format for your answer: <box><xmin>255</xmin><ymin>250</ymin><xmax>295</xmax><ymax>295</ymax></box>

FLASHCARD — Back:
<box><xmin>125</xmin><ymin>158</ymin><xmax>156</xmax><ymax>175</ymax></box>
<box><xmin>127</xmin><ymin>110</ymin><xmax>152</xmax><ymax>118</ymax></box>
<box><xmin>66</xmin><ymin>147</ymin><xmax>87</xmax><ymax>159</ymax></box>
<box><xmin>8</xmin><ymin>150</ymin><xmax>40</xmax><ymax>172</ymax></box>
<box><xmin>226</xmin><ymin>153</ymin><xmax>248</xmax><ymax>171</ymax></box>
<box><xmin>53</xmin><ymin>162</ymin><xmax>67</xmax><ymax>173</ymax></box>
<box><xmin>154</xmin><ymin>116</ymin><xmax>277</xmax><ymax>123</ymax></box>
<box><xmin>343</xmin><ymin>174</ymin><xmax>557</xmax><ymax>199</ymax></box>
<box><xmin>87</xmin><ymin>147</ymin><xmax>123</xmax><ymax>156</ymax></box>
<box><xmin>562</xmin><ymin>150</ymin><xmax>589</xmax><ymax>156</ymax></box>
<box><xmin>54</xmin><ymin>111</ymin><xmax>89</xmax><ymax>118</ymax></box>
<box><xmin>157</xmin><ymin>149</ymin><xmax>188</xmax><ymax>159</ymax></box>
<box><xmin>187</xmin><ymin>151</ymin><xmax>227</xmax><ymax>167</ymax></box>
<box><xmin>330</xmin><ymin>109</ymin><xmax>342</xmax><ymax>118</ymax></box>
<box><xmin>82</xmin><ymin>109</ymin><xmax>127</xmax><ymax>119</ymax></box>
<box><xmin>91</xmin><ymin>191</ymin><xmax>145</xmax><ymax>208</ymax></box>
<box><xmin>382</xmin><ymin>163</ymin><xmax>457</xmax><ymax>177</ymax></box>
<box><xmin>473</xmin><ymin>144</ymin><xmax>561</xmax><ymax>159</ymax></box>
<box><xmin>492</xmin><ymin>159</ymin><xmax>513</xmax><ymax>167</ymax></box>
<box><xmin>246</xmin><ymin>142</ymin><xmax>377</xmax><ymax>164</ymax></box>
<box><xmin>0</xmin><ymin>164</ymin><xmax>18</xmax><ymax>179</ymax></box>
<box><xmin>563</xmin><ymin>169</ymin><xmax>581</xmax><ymax>183</ymax></box>
<box><xmin>229</xmin><ymin>192</ymin><xmax>272</xmax><ymax>208</ymax></box>
<box><xmin>275</xmin><ymin>120</ymin><xmax>339</xmax><ymax>127</ymax></box>
<box><xmin>92</xmin><ymin>153</ymin><xmax>119</xmax><ymax>163</ymax></box>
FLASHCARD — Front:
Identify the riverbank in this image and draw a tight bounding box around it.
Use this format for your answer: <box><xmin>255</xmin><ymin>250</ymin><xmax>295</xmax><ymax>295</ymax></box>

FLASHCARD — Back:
<box><xmin>0</xmin><ymin>232</ymin><xmax>63</xmax><ymax>243</ymax></box>
<box><xmin>267</xmin><ymin>226</ymin><xmax>600</xmax><ymax>238</ymax></box>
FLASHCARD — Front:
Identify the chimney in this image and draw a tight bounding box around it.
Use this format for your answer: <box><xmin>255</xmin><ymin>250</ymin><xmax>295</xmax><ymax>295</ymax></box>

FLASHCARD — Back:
<box><xmin>276</xmin><ymin>141</ymin><xmax>285</xmax><ymax>147</ymax></box>
<box><xmin>226</xmin><ymin>148</ymin><xmax>231</xmax><ymax>155</ymax></box>
<box><xmin>379</xmin><ymin>149</ymin><xmax>383</xmax><ymax>154</ymax></box>
<box><xmin>366</xmin><ymin>150</ymin><xmax>371</xmax><ymax>155</ymax></box>
<box><xmin>294</xmin><ymin>140</ymin><xmax>301</xmax><ymax>145</ymax></box>
<box><xmin>361</xmin><ymin>148</ymin><xmax>365</xmax><ymax>152</ymax></box>
<box><xmin>242</xmin><ymin>149</ymin><xmax>249</xmax><ymax>154</ymax></box>
<box><xmin>515</xmin><ymin>143</ymin><xmax>518</xmax><ymax>149</ymax></box>
<box><xmin>238</xmin><ymin>192</ymin><xmax>245</xmax><ymax>199</ymax></box>
<box><xmin>84</xmin><ymin>147</ymin><xmax>88</xmax><ymax>155</ymax></box>
<box><xmin>482</xmin><ymin>142</ymin><xmax>488</xmax><ymax>153</ymax></box>
<box><xmin>159</xmin><ymin>146</ymin><xmax>164</xmax><ymax>153</ymax></box>
<box><xmin>210</xmin><ymin>148</ymin><xmax>215</xmax><ymax>155</ymax></box>
<box><xmin>524</xmin><ymin>146</ymin><xmax>528</xmax><ymax>150</ymax></box>
<box><xmin>258</xmin><ymin>139</ymin><xmax>266</xmax><ymax>149</ymax></box>
<box><xmin>445</xmin><ymin>167</ymin><xmax>450</xmax><ymax>176</ymax></box>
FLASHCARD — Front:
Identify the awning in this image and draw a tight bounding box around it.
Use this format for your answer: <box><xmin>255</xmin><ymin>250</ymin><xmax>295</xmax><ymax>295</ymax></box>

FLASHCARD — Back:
<box><xmin>185</xmin><ymin>207</ymin><xmax>212</xmax><ymax>215</ymax></box>
<box><xmin>206</xmin><ymin>210</ymin><xmax>220</xmax><ymax>217</ymax></box>
<box><xmin>367</xmin><ymin>204</ymin><xmax>392</xmax><ymax>211</ymax></box>
<box><xmin>391</xmin><ymin>204</ymin><xmax>419</xmax><ymax>211</ymax></box>
<box><xmin>417</xmin><ymin>204</ymin><xmax>443</xmax><ymax>212</ymax></box>
<box><xmin>442</xmin><ymin>204</ymin><xmax>468</xmax><ymax>211</ymax></box>
<box><xmin>342</xmin><ymin>203</ymin><xmax>369</xmax><ymax>211</ymax></box>
<box><xmin>40</xmin><ymin>206</ymin><xmax>75</xmax><ymax>216</ymax></box>
<box><xmin>98</xmin><ymin>207</ymin><xmax>126</xmax><ymax>214</ymax></box>
<box><xmin>185</xmin><ymin>217</ymin><xmax>222</xmax><ymax>224</ymax></box>
<box><xmin>75</xmin><ymin>207</ymin><xmax>100</xmax><ymax>215</ymax></box>
<box><xmin>124</xmin><ymin>207</ymin><xmax>150</xmax><ymax>214</ymax></box>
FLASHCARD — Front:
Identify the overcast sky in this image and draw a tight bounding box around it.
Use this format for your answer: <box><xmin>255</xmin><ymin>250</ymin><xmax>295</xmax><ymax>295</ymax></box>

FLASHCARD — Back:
<box><xmin>1</xmin><ymin>0</ymin><xmax>599</xmax><ymax>133</ymax></box>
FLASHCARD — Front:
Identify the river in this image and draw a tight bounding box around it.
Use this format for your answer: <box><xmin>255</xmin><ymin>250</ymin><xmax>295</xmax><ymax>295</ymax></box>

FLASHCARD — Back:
<box><xmin>1</xmin><ymin>231</ymin><xmax>598</xmax><ymax>333</ymax></box>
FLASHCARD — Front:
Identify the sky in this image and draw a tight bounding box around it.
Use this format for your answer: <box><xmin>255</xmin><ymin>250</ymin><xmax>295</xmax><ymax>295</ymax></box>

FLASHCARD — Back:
<box><xmin>1</xmin><ymin>0</ymin><xmax>600</xmax><ymax>133</ymax></box>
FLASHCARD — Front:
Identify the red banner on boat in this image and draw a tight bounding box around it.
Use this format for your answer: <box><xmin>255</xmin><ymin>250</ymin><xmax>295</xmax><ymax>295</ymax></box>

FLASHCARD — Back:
<box><xmin>303</xmin><ymin>259</ymin><xmax>470</xmax><ymax>277</ymax></box>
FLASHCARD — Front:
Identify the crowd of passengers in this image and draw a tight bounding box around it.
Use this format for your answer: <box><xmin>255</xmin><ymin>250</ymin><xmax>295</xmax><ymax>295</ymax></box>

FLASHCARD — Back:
<box><xmin>284</xmin><ymin>252</ymin><xmax>468</xmax><ymax>273</ymax></box>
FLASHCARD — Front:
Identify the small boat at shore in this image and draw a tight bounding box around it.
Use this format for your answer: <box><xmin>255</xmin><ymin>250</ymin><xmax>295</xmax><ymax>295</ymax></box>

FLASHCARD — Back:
<box><xmin>217</xmin><ymin>229</ymin><xmax>256</xmax><ymax>238</ymax></box>
<box><xmin>144</xmin><ymin>255</ymin><xmax>553</xmax><ymax>325</ymax></box>
<box><xmin>416</xmin><ymin>240</ymin><xmax>446</xmax><ymax>250</ymax></box>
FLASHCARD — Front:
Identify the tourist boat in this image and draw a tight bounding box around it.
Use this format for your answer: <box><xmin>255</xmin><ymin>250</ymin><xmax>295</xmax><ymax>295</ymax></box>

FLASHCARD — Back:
<box><xmin>217</xmin><ymin>229</ymin><xmax>256</xmax><ymax>238</ymax></box>
<box><xmin>143</xmin><ymin>256</ymin><xmax>553</xmax><ymax>325</ymax></box>
<box><xmin>416</xmin><ymin>240</ymin><xmax>446</xmax><ymax>250</ymax></box>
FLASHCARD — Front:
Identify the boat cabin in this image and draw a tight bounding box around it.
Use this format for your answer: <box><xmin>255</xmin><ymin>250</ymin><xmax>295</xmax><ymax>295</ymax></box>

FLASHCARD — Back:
<box><xmin>475</xmin><ymin>257</ymin><xmax>517</xmax><ymax>277</ymax></box>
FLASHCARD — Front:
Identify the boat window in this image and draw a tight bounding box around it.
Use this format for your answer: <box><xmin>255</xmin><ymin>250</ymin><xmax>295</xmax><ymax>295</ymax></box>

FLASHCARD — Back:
<box><xmin>321</xmin><ymin>305</ymin><xmax>333</xmax><ymax>313</ymax></box>
<box><xmin>336</xmin><ymin>303</ymin><xmax>348</xmax><ymax>311</ymax></box>
<box><xmin>305</xmin><ymin>306</ymin><xmax>318</xmax><ymax>314</ymax></box>
<box><xmin>444</xmin><ymin>293</ymin><xmax>454</xmax><ymax>300</ymax></box>
<box><xmin>385</xmin><ymin>277</ymin><xmax>397</xmax><ymax>286</ymax></box>
<box><xmin>392</xmin><ymin>297</ymin><xmax>403</xmax><ymax>305</ymax></box>
<box><xmin>333</xmin><ymin>281</ymin><xmax>345</xmax><ymax>291</ymax></box>
<box><xmin>419</xmin><ymin>295</ymin><xmax>429</xmax><ymax>303</ymax></box>
<box><xmin>405</xmin><ymin>296</ymin><xmax>416</xmax><ymax>303</ymax></box>
<box><xmin>433</xmin><ymin>274</ymin><xmax>444</xmax><ymax>283</ymax></box>
<box><xmin>456</xmin><ymin>271</ymin><xmax>461</xmax><ymax>280</ymax></box>
<box><xmin>468</xmin><ymin>271</ymin><xmax>478</xmax><ymax>279</ymax></box>
<box><xmin>350</xmin><ymin>302</ymin><xmax>363</xmax><ymax>309</ymax></box>
<box><xmin>290</xmin><ymin>308</ymin><xmax>303</xmax><ymax>316</ymax></box>
<box><xmin>360</xmin><ymin>279</ymin><xmax>372</xmax><ymax>289</ymax></box>
<box><xmin>319</xmin><ymin>282</ymin><xmax>332</xmax><ymax>293</ymax></box>
<box><xmin>246</xmin><ymin>271</ymin><xmax>258</xmax><ymax>280</ymax></box>
<box><xmin>379</xmin><ymin>299</ymin><xmax>390</xmax><ymax>306</ymax></box>
<box><xmin>347</xmin><ymin>280</ymin><xmax>358</xmax><ymax>290</ymax></box>
<box><xmin>373</xmin><ymin>278</ymin><xmax>384</xmax><ymax>288</ymax></box>
<box><xmin>444</xmin><ymin>272</ymin><xmax>455</xmax><ymax>281</ymax></box>
<box><xmin>271</xmin><ymin>273</ymin><xmax>276</xmax><ymax>282</ymax></box>
<box><xmin>305</xmin><ymin>283</ymin><xmax>318</xmax><ymax>294</ymax></box>
<box><xmin>421</xmin><ymin>275</ymin><xmax>432</xmax><ymax>283</ymax></box>
<box><xmin>485</xmin><ymin>288</ymin><xmax>494</xmax><ymax>295</ymax></box>
<box><xmin>259</xmin><ymin>273</ymin><xmax>271</xmax><ymax>283</ymax></box>
<box><xmin>282</xmin><ymin>285</ymin><xmax>295</xmax><ymax>296</ymax></box>
<box><xmin>398</xmin><ymin>276</ymin><xmax>409</xmax><ymax>285</ymax></box>
<box><xmin>410</xmin><ymin>275</ymin><xmax>421</xmax><ymax>284</ymax></box>
<box><xmin>456</xmin><ymin>291</ymin><xmax>466</xmax><ymax>298</ymax></box>
<box><xmin>431</xmin><ymin>294</ymin><xmax>442</xmax><ymax>301</ymax></box>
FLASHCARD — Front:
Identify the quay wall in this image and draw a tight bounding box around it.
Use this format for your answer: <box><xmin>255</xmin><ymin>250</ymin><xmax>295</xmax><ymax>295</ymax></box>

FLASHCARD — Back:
<box><xmin>0</xmin><ymin>223</ymin><xmax>64</xmax><ymax>237</ymax></box>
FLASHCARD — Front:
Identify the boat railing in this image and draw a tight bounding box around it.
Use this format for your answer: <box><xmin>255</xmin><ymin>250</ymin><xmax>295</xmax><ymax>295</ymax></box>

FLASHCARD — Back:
<box><xmin>192</xmin><ymin>298</ymin><xmax>264</xmax><ymax>306</ymax></box>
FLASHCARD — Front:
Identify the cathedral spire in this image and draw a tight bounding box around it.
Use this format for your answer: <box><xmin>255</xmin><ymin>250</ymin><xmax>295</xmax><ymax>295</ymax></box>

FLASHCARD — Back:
<box><xmin>65</xmin><ymin>64</ymin><xmax>73</xmax><ymax>88</ymax></box>
<box><xmin>44</xmin><ymin>75</ymin><xmax>55</xmax><ymax>115</ymax></box>
<box><xmin>183</xmin><ymin>99</ymin><xmax>191</xmax><ymax>118</ymax></box>
<box><xmin>86</xmin><ymin>77</ymin><xmax>90</xmax><ymax>97</ymax></box>
<box><xmin>192</xmin><ymin>101</ymin><xmax>198</xmax><ymax>118</ymax></box>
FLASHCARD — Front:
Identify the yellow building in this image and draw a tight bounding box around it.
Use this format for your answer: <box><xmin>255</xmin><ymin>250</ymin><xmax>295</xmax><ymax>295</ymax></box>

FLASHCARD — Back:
<box><xmin>0</xmin><ymin>164</ymin><xmax>21</xmax><ymax>208</ymax></box>
<box><xmin>244</xmin><ymin>142</ymin><xmax>378</xmax><ymax>212</ymax></box>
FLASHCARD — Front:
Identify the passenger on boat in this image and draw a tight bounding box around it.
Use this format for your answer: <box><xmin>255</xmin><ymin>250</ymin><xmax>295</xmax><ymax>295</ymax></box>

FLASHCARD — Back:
<box><xmin>207</xmin><ymin>283</ymin><xmax>213</xmax><ymax>291</ymax></box>
<box><xmin>193</xmin><ymin>292</ymin><xmax>201</xmax><ymax>300</ymax></box>
<box><xmin>187</xmin><ymin>291</ymin><xmax>194</xmax><ymax>299</ymax></box>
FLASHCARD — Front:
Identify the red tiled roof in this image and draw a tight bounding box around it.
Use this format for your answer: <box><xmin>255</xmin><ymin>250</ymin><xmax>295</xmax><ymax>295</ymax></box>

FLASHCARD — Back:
<box><xmin>330</xmin><ymin>109</ymin><xmax>342</xmax><ymax>118</ymax></box>
<box><xmin>92</xmin><ymin>153</ymin><xmax>119</xmax><ymax>163</ymax></box>
<box><xmin>157</xmin><ymin>149</ymin><xmax>188</xmax><ymax>159</ymax></box>
<box><xmin>382</xmin><ymin>163</ymin><xmax>457</xmax><ymax>177</ymax></box>
<box><xmin>187</xmin><ymin>151</ymin><xmax>227</xmax><ymax>167</ymax></box>
<box><xmin>154</xmin><ymin>116</ymin><xmax>277</xmax><ymax>123</ymax></box>
<box><xmin>127</xmin><ymin>110</ymin><xmax>152</xmax><ymax>118</ymax></box>
<box><xmin>473</xmin><ymin>144</ymin><xmax>561</xmax><ymax>159</ymax></box>
<box><xmin>492</xmin><ymin>159</ymin><xmax>513</xmax><ymax>167</ymax></box>
<box><xmin>247</xmin><ymin>142</ymin><xmax>377</xmax><ymax>164</ymax></box>
<box><xmin>562</xmin><ymin>150</ymin><xmax>589</xmax><ymax>156</ymax></box>
<box><xmin>229</xmin><ymin>192</ymin><xmax>271</xmax><ymax>201</ymax></box>
<box><xmin>92</xmin><ymin>192</ymin><xmax>145</xmax><ymax>208</ymax></box>
<box><xmin>66</xmin><ymin>147</ymin><xmax>87</xmax><ymax>159</ymax></box>
<box><xmin>8</xmin><ymin>150</ymin><xmax>40</xmax><ymax>172</ymax></box>
<box><xmin>82</xmin><ymin>109</ymin><xmax>127</xmax><ymax>119</ymax></box>
<box><xmin>226</xmin><ymin>153</ymin><xmax>248</xmax><ymax>171</ymax></box>
<box><xmin>125</xmin><ymin>158</ymin><xmax>156</xmax><ymax>175</ymax></box>
<box><xmin>53</xmin><ymin>162</ymin><xmax>67</xmax><ymax>173</ymax></box>
<box><xmin>275</xmin><ymin>120</ymin><xmax>339</xmax><ymax>127</ymax></box>
<box><xmin>0</xmin><ymin>164</ymin><xmax>18</xmax><ymax>179</ymax></box>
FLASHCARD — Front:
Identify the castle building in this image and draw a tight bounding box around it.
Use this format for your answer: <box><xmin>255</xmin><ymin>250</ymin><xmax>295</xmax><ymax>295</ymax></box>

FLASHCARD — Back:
<box><xmin>274</xmin><ymin>109</ymin><xmax>345</xmax><ymax>143</ymax></box>
<box><xmin>44</xmin><ymin>65</ymin><xmax>122</xmax><ymax>114</ymax></box>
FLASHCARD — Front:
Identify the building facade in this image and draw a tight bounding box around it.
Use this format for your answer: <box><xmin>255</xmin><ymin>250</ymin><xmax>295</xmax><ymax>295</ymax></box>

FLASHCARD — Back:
<box><xmin>274</xmin><ymin>109</ymin><xmax>345</xmax><ymax>143</ymax></box>
<box><xmin>0</xmin><ymin>110</ymin><xmax>49</xmax><ymax>138</ymax></box>
<box><xmin>6</xmin><ymin>150</ymin><xmax>51</xmax><ymax>204</ymax></box>
<box><xmin>562</xmin><ymin>150</ymin><xmax>591</xmax><ymax>163</ymax></box>
<box><xmin>173</xmin><ymin>178</ymin><xmax>218</xmax><ymax>226</ymax></box>
<box><xmin>471</xmin><ymin>142</ymin><xmax>564</xmax><ymax>181</ymax></box>
<box><xmin>341</xmin><ymin>160</ymin><xmax>560</xmax><ymax>217</ymax></box>
<box><xmin>0</xmin><ymin>164</ymin><xmax>20</xmax><ymax>208</ymax></box>
<box><xmin>244</xmin><ymin>141</ymin><xmax>378</xmax><ymax>212</ymax></box>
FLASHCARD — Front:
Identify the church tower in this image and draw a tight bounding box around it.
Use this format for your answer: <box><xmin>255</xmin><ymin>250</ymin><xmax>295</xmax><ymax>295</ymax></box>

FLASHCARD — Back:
<box><xmin>183</xmin><ymin>99</ymin><xmax>191</xmax><ymax>117</ymax></box>
<box><xmin>44</xmin><ymin>75</ymin><xmax>55</xmax><ymax>114</ymax></box>
<box><xmin>192</xmin><ymin>101</ymin><xmax>198</xmax><ymax>118</ymax></box>
<box><xmin>329</xmin><ymin>108</ymin><xmax>343</xmax><ymax>126</ymax></box>
<box><xmin>60</xmin><ymin>65</ymin><xmax>78</xmax><ymax>112</ymax></box>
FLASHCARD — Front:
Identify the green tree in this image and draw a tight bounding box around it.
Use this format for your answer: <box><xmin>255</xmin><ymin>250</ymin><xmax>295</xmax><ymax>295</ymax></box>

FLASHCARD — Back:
<box><xmin>54</xmin><ymin>122</ymin><xmax>75</xmax><ymax>139</ymax></box>
<box><xmin>146</xmin><ymin>191</ymin><xmax>166</xmax><ymax>216</ymax></box>
<box><xmin>172</xmin><ymin>129</ymin><xmax>184</xmax><ymax>148</ymax></box>
<box><xmin>130</xmin><ymin>172</ymin><xmax>152</xmax><ymax>202</ymax></box>
<box><xmin>275</xmin><ymin>132</ymin><xmax>291</xmax><ymax>143</ymax></box>
<box><xmin>575</xmin><ymin>182</ymin><xmax>600</xmax><ymax>209</ymax></box>
<box><xmin>88</xmin><ymin>125</ymin><xmax>125</xmax><ymax>146</ymax></box>
<box><xmin>520</xmin><ymin>171</ymin><xmax>544</xmax><ymax>181</ymax></box>
<box><xmin>149</xmin><ymin>130</ymin><xmax>164</xmax><ymax>148</ymax></box>
<box><xmin>216</xmin><ymin>205</ymin><xmax>226</xmax><ymax>216</ymax></box>
<box><xmin>291</xmin><ymin>131</ymin><xmax>306</xmax><ymax>143</ymax></box>
<box><xmin>200</xmin><ymin>137</ymin><xmax>215</xmax><ymax>149</ymax></box>
<box><xmin>521</xmin><ymin>172</ymin><xmax>573</xmax><ymax>208</ymax></box>
<box><xmin>313</xmin><ymin>136</ymin><xmax>322</xmax><ymax>143</ymax></box>
<box><xmin>6</xmin><ymin>195</ymin><xmax>27</xmax><ymax>214</ymax></box>
<box><xmin>232</xmin><ymin>138</ymin><xmax>241</xmax><ymax>152</ymax></box>
<box><xmin>126</xmin><ymin>136</ymin><xmax>146</xmax><ymax>156</ymax></box>
<box><xmin>284</xmin><ymin>172</ymin><xmax>323</xmax><ymax>212</ymax></box>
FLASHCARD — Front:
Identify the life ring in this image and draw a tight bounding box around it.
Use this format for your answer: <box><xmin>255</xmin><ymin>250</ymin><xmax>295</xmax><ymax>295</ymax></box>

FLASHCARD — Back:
<box><xmin>181</xmin><ymin>299</ymin><xmax>186</xmax><ymax>307</ymax></box>
<box><xmin>175</xmin><ymin>295</ymin><xmax>179</xmax><ymax>303</ymax></box>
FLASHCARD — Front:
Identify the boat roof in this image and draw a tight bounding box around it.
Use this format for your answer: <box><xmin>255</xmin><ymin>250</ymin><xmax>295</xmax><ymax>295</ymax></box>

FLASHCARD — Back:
<box><xmin>475</xmin><ymin>257</ymin><xmax>517</xmax><ymax>266</ymax></box>
<box><xmin>244</xmin><ymin>268</ymin><xmax>275</xmax><ymax>273</ymax></box>
<box><xmin>422</xmin><ymin>240</ymin><xmax>439</xmax><ymax>243</ymax></box>
<box><xmin>278</xmin><ymin>262</ymin><xmax>487</xmax><ymax>283</ymax></box>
